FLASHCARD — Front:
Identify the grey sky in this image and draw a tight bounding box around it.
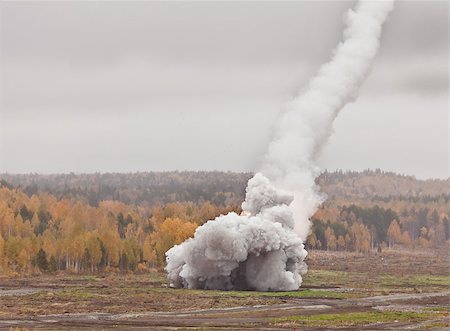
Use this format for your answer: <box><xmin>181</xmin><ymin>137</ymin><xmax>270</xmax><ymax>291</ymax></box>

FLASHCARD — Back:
<box><xmin>0</xmin><ymin>1</ymin><xmax>448</xmax><ymax>179</ymax></box>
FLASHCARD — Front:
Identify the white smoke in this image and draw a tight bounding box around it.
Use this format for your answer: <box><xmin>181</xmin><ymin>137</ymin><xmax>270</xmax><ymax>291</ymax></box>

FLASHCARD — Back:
<box><xmin>166</xmin><ymin>0</ymin><xmax>394</xmax><ymax>291</ymax></box>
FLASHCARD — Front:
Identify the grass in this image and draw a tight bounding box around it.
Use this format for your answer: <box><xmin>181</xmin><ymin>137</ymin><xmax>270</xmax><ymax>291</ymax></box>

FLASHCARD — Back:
<box><xmin>379</xmin><ymin>274</ymin><xmax>450</xmax><ymax>288</ymax></box>
<box><xmin>58</xmin><ymin>288</ymin><xmax>99</xmax><ymax>299</ymax></box>
<box><xmin>150</xmin><ymin>287</ymin><xmax>354</xmax><ymax>299</ymax></box>
<box><xmin>299</xmin><ymin>269</ymin><xmax>450</xmax><ymax>294</ymax></box>
<box><xmin>215</xmin><ymin>289</ymin><xmax>353</xmax><ymax>299</ymax></box>
<box><xmin>424</xmin><ymin>307</ymin><xmax>449</xmax><ymax>312</ymax></box>
<box><xmin>29</xmin><ymin>288</ymin><xmax>100</xmax><ymax>300</ymax></box>
<box><xmin>302</xmin><ymin>269</ymin><xmax>351</xmax><ymax>287</ymax></box>
<box><xmin>65</xmin><ymin>275</ymin><xmax>100</xmax><ymax>282</ymax></box>
<box><xmin>272</xmin><ymin>310</ymin><xmax>448</xmax><ymax>327</ymax></box>
<box><xmin>423</xmin><ymin>321</ymin><xmax>450</xmax><ymax>329</ymax></box>
<box><xmin>113</xmin><ymin>268</ymin><xmax>450</xmax><ymax>300</ymax></box>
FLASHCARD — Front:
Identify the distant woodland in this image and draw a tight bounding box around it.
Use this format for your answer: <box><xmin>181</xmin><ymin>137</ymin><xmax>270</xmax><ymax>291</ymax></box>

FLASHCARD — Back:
<box><xmin>0</xmin><ymin>170</ymin><xmax>449</xmax><ymax>275</ymax></box>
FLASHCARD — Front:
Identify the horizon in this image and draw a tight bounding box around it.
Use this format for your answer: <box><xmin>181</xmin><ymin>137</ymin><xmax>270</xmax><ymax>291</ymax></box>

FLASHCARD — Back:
<box><xmin>1</xmin><ymin>168</ymin><xmax>448</xmax><ymax>181</ymax></box>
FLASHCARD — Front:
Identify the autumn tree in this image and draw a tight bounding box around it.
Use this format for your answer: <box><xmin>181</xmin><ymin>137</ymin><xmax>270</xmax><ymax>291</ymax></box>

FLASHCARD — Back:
<box><xmin>418</xmin><ymin>227</ymin><xmax>431</xmax><ymax>248</ymax></box>
<box><xmin>387</xmin><ymin>220</ymin><xmax>401</xmax><ymax>248</ymax></box>
<box><xmin>349</xmin><ymin>223</ymin><xmax>371</xmax><ymax>253</ymax></box>
<box><xmin>0</xmin><ymin>171</ymin><xmax>448</xmax><ymax>274</ymax></box>
<box><xmin>99</xmin><ymin>229</ymin><xmax>121</xmax><ymax>267</ymax></box>
<box><xmin>151</xmin><ymin>218</ymin><xmax>197</xmax><ymax>267</ymax></box>
<box><xmin>337</xmin><ymin>235</ymin><xmax>346</xmax><ymax>251</ymax></box>
<box><xmin>306</xmin><ymin>232</ymin><xmax>321</xmax><ymax>250</ymax></box>
<box><xmin>400</xmin><ymin>230</ymin><xmax>412</xmax><ymax>248</ymax></box>
<box><xmin>0</xmin><ymin>234</ymin><xmax>4</xmax><ymax>271</ymax></box>
<box><xmin>324</xmin><ymin>227</ymin><xmax>337</xmax><ymax>251</ymax></box>
<box><xmin>85</xmin><ymin>232</ymin><xmax>102</xmax><ymax>272</ymax></box>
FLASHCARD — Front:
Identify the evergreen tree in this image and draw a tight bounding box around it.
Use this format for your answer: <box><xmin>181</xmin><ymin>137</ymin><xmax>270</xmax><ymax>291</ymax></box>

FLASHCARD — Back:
<box><xmin>36</xmin><ymin>248</ymin><xmax>48</xmax><ymax>272</ymax></box>
<box><xmin>48</xmin><ymin>256</ymin><xmax>58</xmax><ymax>272</ymax></box>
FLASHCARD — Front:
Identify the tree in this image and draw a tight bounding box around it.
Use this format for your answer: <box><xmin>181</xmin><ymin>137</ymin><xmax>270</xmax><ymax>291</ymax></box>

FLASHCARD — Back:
<box><xmin>324</xmin><ymin>227</ymin><xmax>337</xmax><ymax>251</ymax></box>
<box><xmin>399</xmin><ymin>230</ymin><xmax>412</xmax><ymax>248</ymax></box>
<box><xmin>430</xmin><ymin>209</ymin><xmax>439</xmax><ymax>226</ymax></box>
<box><xmin>427</xmin><ymin>228</ymin><xmax>436</xmax><ymax>247</ymax></box>
<box><xmin>418</xmin><ymin>227</ymin><xmax>431</xmax><ymax>248</ymax></box>
<box><xmin>31</xmin><ymin>213</ymin><xmax>40</xmax><ymax>235</ymax></box>
<box><xmin>85</xmin><ymin>232</ymin><xmax>102</xmax><ymax>272</ymax></box>
<box><xmin>306</xmin><ymin>232</ymin><xmax>320</xmax><ymax>250</ymax></box>
<box><xmin>70</xmin><ymin>235</ymin><xmax>86</xmax><ymax>272</ymax></box>
<box><xmin>121</xmin><ymin>239</ymin><xmax>141</xmax><ymax>271</ymax></box>
<box><xmin>143</xmin><ymin>234</ymin><xmax>157</xmax><ymax>267</ymax></box>
<box><xmin>35</xmin><ymin>248</ymin><xmax>48</xmax><ymax>272</ymax></box>
<box><xmin>344</xmin><ymin>234</ymin><xmax>351</xmax><ymax>251</ymax></box>
<box><xmin>14</xmin><ymin>214</ymin><xmax>24</xmax><ymax>237</ymax></box>
<box><xmin>349</xmin><ymin>223</ymin><xmax>371</xmax><ymax>253</ymax></box>
<box><xmin>151</xmin><ymin>218</ymin><xmax>197</xmax><ymax>267</ymax></box>
<box><xmin>337</xmin><ymin>235</ymin><xmax>346</xmax><ymax>251</ymax></box>
<box><xmin>48</xmin><ymin>256</ymin><xmax>58</xmax><ymax>272</ymax></box>
<box><xmin>1</xmin><ymin>210</ymin><xmax>15</xmax><ymax>239</ymax></box>
<box><xmin>443</xmin><ymin>217</ymin><xmax>450</xmax><ymax>241</ymax></box>
<box><xmin>119</xmin><ymin>251</ymin><xmax>128</xmax><ymax>271</ymax></box>
<box><xmin>100</xmin><ymin>229</ymin><xmax>121</xmax><ymax>267</ymax></box>
<box><xmin>0</xmin><ymin>234</ymin><xmax>4</xmax><ymax>270</ymax></box>
<box><xmin>5</xmin><ymin>236</ymin><xmax>21</xmax><ymax>271</ymax></box>
<box><xmin>387</xmin><ymin>220</ymin><xmax>401</xmax><ymax>248</ymax></box>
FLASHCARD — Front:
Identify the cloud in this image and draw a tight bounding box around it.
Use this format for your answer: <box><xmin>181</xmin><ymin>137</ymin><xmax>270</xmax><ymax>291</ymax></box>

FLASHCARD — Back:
<box><xmin>0</xmin><ymin>1</ymin><xmax>448</xmax><ymax>178</ymax></box>
<box><xmin>361</xmin><ymin>56</ymin><xmax>448</xmax><ymax>96</ymax></box>
<box><xmin>2</xmin><ymin>57</ymin><xmax>313</xmax><ymax>112</ymax></box>
<box><xmin>318</xmin><ymin>93</ymin><xmax>449</xmax><ymax>180</ymax></box>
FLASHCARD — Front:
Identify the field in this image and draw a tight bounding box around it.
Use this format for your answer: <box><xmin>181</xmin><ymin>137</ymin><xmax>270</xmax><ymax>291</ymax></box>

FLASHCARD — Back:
<box><xmin>0</xmin><ymin>249</ymin><xmax>449</xmax><ymax>330</ymax></box>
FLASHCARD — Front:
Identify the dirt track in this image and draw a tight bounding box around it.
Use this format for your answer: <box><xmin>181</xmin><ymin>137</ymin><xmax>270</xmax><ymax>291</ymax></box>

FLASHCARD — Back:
<box><xmin>1</xmin><ymin>250</ymin><xmax>448</xmax><ymax>330</ymax></box>
<box><xmin>1</xmin><ymin>290</ymin><xmax>448</xmax><ymax>330</ymax></box>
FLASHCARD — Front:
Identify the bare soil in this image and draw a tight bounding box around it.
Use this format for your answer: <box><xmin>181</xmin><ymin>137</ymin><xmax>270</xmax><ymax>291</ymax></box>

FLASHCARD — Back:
<box><xmin>1</xmin><ymin>249</ymin><xmax>448</xmax><ymax>330</ymax></box>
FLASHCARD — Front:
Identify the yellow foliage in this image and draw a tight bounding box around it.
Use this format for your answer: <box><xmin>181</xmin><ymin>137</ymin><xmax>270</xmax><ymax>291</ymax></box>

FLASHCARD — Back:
<box><xmin>150</xmin><ymin>217</ymin><xmax>197</xmax><ymax>267</ymax></box>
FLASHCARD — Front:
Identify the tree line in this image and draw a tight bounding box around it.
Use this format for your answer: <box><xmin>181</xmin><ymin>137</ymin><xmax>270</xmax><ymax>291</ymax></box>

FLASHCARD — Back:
<box><xmin>0</xmin><ymin>170</ymin><xmax>448</xmax><ymax>275</ymax></box>
<box><xmin>0</xmin><ymin>172</ymin><xmax>252</xmax><ymax>208</ymax></box>
<box><xmin>307</xmin><ymin>204</ymin><xmax>449</xmax><ymax>252</ymax></box>
<box><xmin>0</xmin><ymin>184</ymin><xmax>239</xmax><ymax>275</ymax></box>
<box><xmin>2</xmin><ymin>170</ymin><xmax>448</xmax><ymax>210</ymax></box>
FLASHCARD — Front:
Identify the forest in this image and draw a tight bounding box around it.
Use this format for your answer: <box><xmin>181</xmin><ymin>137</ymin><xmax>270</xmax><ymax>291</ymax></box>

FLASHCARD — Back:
<box><xmin>0</xmin><ymin>170</ymin><xmax>448</xmax><ymax>275</ymax></box>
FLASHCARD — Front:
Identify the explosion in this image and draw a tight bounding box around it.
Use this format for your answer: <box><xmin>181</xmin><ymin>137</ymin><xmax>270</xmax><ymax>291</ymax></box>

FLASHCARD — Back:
<box><xmin>166</xmin><ymin>0</ymin><xmax>394</xmax><ymax>291</ymax></box>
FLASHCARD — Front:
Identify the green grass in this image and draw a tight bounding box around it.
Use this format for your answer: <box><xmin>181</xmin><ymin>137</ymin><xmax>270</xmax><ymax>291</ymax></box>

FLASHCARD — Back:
<box><xmin>65</xmin><ymin>275</ymin><xmax>100</xmax><ymax>282</ymax></box>
<box><xmin>24</xmin><ymin>288</ymin><xmax>98</xmax><ymax>300</ymax></box>
<box><xmin>300</xmin><ymin>269</ymin><xmax>450</xmax><ymax>293</ymax></box>
<box><xmin>272</xmin><ymin>310</ymin><xmax>448</xmax><ymax>327</ymax></box>
<box><xmin>379</xmin><ymin>274</ymin><xmax>450</xmax><ymax>287</ymax></box>
<box><xmin>302</xmin><ymin>269</ymin><xmax>351</xmax><ymax>287</ymax></box>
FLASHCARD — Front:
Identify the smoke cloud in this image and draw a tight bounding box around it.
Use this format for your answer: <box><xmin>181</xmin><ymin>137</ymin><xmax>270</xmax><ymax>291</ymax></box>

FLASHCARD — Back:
<box><xmin>166</xmin><ymin>0</ymin><xmax>394</xmax><ymax>291</ymax></box>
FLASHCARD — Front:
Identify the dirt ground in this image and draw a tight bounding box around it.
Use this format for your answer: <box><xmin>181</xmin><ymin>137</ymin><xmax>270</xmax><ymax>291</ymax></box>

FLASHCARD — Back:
<box><xmin>0</xmin><ymin>249</ymin><xmax>449</xmax><ymax>330</ymax></box>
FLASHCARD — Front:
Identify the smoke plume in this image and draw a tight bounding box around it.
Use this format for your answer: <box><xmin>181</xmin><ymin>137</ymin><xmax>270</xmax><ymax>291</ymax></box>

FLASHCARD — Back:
<box><xmin>166</xmin><ymin>0</ymin><xmax>394</xmax><ymax>291</ymax></box>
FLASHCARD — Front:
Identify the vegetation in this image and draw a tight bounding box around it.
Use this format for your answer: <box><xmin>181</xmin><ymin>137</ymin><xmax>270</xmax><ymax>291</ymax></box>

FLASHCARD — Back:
<box><xmin>1</xmin><ymin>250</ymin><xmax>448</xmax><ymax>329</ymax></box>
<box><xmin>0</xmin><ymin>171</ymin><xmax>251</xmax><ymax>208</ymax></box>
<box><xmin>0</xmin><ymin>170</ymin><xmax>448</xmax><ymax>275</ymax></box>
<box><xmin>271</xmin><ymin>310</ymin><xmax>448</xmax><ymax>327</ymax></box>
<box><xmin>0</xmin><ymin>185</ymin><xmax>238</xmax><ymax>274</ymax></box>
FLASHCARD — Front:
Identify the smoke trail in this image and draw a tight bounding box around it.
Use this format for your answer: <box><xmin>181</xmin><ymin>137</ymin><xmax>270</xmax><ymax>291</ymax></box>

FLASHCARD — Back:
<box><xmin>166</xmin><ymin>0</ymin><xmax>393</xmax><ymax>291</ymax></box>
<box><xmin>261</xmin><ymin>1</ymin><xmax>394</xmax><ymax>241</ymax></box>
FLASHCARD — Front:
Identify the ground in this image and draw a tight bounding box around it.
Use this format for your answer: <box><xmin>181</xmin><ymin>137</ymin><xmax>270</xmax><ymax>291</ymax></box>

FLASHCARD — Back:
<box><xmin>0</xmin><ymin>249</ymin><xmax>449</xmax><ymax>330</ymax></box>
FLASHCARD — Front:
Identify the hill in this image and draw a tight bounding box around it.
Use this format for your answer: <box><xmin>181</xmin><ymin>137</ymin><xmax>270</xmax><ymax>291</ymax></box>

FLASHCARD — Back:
<box><xmin>2</xmin><ymin>170</ymin><xmax>448</xmax><ymax>208</ymax></box>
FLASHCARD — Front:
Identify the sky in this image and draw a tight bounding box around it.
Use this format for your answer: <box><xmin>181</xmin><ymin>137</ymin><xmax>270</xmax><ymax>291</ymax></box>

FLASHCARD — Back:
<box><xmin>0</xmin><ymin>1</ymin><xmax>448</xmax><ymax>179</ymax></box>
